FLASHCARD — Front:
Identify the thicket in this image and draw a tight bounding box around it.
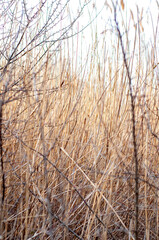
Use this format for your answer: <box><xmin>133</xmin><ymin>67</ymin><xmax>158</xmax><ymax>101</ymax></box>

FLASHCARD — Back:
<box><xmin>0</xmin><ymin>1</ymin><xmax>158</xmax><ymax>239</ymax></box>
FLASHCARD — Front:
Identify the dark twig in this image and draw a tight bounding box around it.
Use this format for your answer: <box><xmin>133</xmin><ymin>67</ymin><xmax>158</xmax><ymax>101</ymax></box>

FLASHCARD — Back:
<box><xmin>114</xmin><ymin>6</ymin><xmax>139</xmax><ymax>240</ymax></box>
<box><xmin>0</xmin><ymin>100</ymin><xmax>4</xmax><ymax>204</ymax></box>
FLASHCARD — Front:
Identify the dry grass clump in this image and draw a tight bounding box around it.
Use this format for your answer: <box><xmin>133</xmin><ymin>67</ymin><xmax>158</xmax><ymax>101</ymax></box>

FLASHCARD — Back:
<box><xmin>0</xmin><ymin>45</ymin><xmax>158</xmax><ymax>239</ymax></box>
<box><xmin>0</xmin><ymin>2</ymin><xmax>158</xmax><ymax>239</ymax></box>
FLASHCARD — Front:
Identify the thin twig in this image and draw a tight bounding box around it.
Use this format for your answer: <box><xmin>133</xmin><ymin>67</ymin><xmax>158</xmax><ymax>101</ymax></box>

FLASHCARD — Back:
<box><xmin>114</xmin><ymin>5</ymin><xmax>139</xmax><ymax>240</ymax></box>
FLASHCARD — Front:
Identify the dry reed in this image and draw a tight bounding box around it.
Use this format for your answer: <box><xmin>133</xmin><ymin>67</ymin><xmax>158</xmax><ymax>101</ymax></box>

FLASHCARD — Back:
<box><xmin>0</xmin><ymin>1</ymin><xmax>158</xmax><ymax>239</ymax></box>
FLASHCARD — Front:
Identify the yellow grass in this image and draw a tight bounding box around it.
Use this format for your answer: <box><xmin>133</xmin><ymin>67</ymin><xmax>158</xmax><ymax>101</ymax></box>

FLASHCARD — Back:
<box><xmin>0</xmin><ymin>4</ymin><xmax>159</xmax><ymax>239</ymax></box>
